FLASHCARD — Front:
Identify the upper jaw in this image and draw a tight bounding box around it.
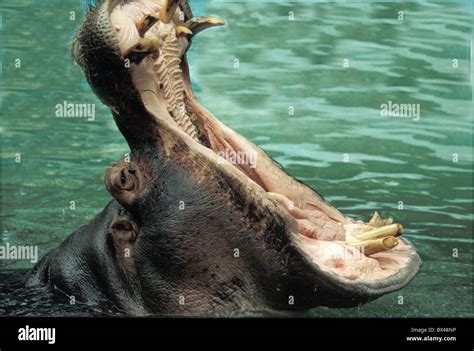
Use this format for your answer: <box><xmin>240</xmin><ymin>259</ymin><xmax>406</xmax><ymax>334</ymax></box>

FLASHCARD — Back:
<box><xmin>109</xmin><ymin>0</ymin><xmax>225</xmax><ymax>61</ymax></box>
<box><xmin>107</xmin><ymin>0</ymin><xmax>225</xmax><ymax>145</ymax></box>
<box><xmin>71</xmin><ymin>0</ymin><xmax>225</xmax><ymax>146</ymax></box>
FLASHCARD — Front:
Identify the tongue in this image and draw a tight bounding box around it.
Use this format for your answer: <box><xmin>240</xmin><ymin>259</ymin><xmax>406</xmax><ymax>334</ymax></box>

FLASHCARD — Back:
<box><xmin>298</xmin><ymin>219</ymin><xmax>345</xmax><ymax>241</ymax></box>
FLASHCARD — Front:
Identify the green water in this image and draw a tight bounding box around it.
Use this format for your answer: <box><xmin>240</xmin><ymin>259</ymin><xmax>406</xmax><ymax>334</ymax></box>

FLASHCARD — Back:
<box><xmin>1</xmin><ymin>1</ymin><xmax>472</xmax><ymax>317</ymax></box>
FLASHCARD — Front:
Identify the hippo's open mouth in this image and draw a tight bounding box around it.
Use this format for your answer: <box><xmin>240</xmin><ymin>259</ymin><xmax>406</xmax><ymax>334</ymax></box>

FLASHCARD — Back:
<box><xmin>71</xmin><ymin>0</ymin><xmax>421</xmax><ymax>309</ymax></box>
<box><xmin>110</xmin><ymin>1</ymin><xmax>413</xmax><ymax>288</ymax></box>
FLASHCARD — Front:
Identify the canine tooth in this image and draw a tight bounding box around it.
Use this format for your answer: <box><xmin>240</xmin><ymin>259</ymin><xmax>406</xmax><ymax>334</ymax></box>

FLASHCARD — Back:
<box><xmin>360</xmin><ymin>225</ymin><xmax>375</xmax><ymax>232</ymax></box>
<box><xmin>158</xmin><ymin>0</ymin><xmax>180</xmax><ymax>24</ymax></box>
<box><xmin>134</xmin><ymin>37</ymin><xmax>161</xmax><ymax>52</ymax></box>
<box><xmin>184</xmin><ymin>16</ymin><xmax>225</xmax><ymax>35</ymax></box>
<box><xmin>176</xmin><ymin>25</ymin><xmax>193</xmax><ymax>37</ymax></box>
<box><xmin>353</xmin><ymin>236</ymin><xmax>399</xmax><ymax>256</ymax></box>
<box><xmin>136</xmin><ymin>13</ymin><xmax>160</xmax><ymax>37</ymax></box>
<box><xmin>368</xmin><ymin>211</ymin><xmax>393</xmax><ymax>227</ymax></box>
<box><xmin>384</xmin><ymin>217</ymin><xmax>394</xmax><ymax>225</ymax></box>
<box><xmin>368</xmin><ymin>211</ymin><xmax>382</xmax><ymax>227</ymax></box>
<box><xmin>355</xmin><ymin>224</ymin><xmax>403</xmax><ymax>241</ymax></box>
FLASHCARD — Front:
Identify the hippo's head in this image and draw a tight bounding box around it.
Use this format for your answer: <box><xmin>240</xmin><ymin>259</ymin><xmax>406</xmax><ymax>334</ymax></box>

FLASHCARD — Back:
<box><xmin>71</xmin><ymin>0</ymin><xmax>421</xmax><ymax>314</ymax></box>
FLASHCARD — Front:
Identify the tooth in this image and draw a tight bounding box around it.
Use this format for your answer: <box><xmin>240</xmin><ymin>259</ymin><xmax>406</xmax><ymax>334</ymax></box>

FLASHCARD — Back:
<box><xmin>125</xmin><ymin>37</ymin><xmax>161</xmax><ymax>64</ymax></box>
<box><xmin>355</xmin><ymin>224</ymin><xmax>403</xmax><ymax>241</ymax></box>
<box><xmin>176</xmin><ymin>25</ymin><xmax>193</xmax><ymax>37</ymax></box>
<box><xmin>135</xmin><ymin>37</ymin><xmax>161</xmax><ymax>52</ymax></box>
<box><xmin>158</xmin><ymin>0</ymin><xmax>180</xmax><ymax>24</ymax></box>
<box><xmin>136</xmin><ymin>13</ymin><xmax>160</xmax><ymax>37</ymax></box>
<box><xmin>353</xmin><ymin>236</ymin><xmax>399</xmax><ymax>256</ymax></box>
<box><xmin>368</xmin><ymin>211</ymin><xmax>393</xmax><ymax>228</ymax></box>
<box><xmin>368</xmin><ymin>211</ymin><xmax>382</xmax><ymax>227</ymax></box>
<box><xmin>184</xmin><ymin>16</ymin><xmax>225</xmax><ymax>35</ymax></box>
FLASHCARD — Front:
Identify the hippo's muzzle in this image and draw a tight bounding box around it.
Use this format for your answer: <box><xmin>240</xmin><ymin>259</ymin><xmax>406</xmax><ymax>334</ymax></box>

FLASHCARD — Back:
<box><xmin>36</xmin><ymin>0</ymin><xmax>422</xmax><ymax>314</ymax></box>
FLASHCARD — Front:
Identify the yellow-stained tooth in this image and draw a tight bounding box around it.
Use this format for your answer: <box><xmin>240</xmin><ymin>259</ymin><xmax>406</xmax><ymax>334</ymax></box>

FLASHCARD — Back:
<box><xmin>134</xmin><ymin>37</ymin><xmax>161</xmax><ymax>52</ymax></box>
<box><xmin>176</xmin><ymin>26</ymin><xmax>193</xmax><ymax>36</ymax></box>
<box><xmin>159</xmin><ymin>0</ymin><xmax>180</xmax><ymax>24</ymax></box>
<box><xmin>368</xmin><ymin>211</ymin><xmax>393</xmax><ymax>227</ymax></box>
<box><xmin>368</xmin><ymin>211</ymin><xmax>382</xmax><ymax>227</ymax></box>
<box><xmin>184</xmin><ymin>16</ymin><xmax>225</xmax><ymax>35</ymax></box>
<box><xmin>353</xmin><ymin>236</ymin><xmax>399</xmax><ymax>256</ymax></box>
<box><xmin>383</xmin><ymin>217</ymin><xmax>394</xmax><ymax>226</ymax></box>
<box><xmin>355</xmin><ymin>223</ymin><xmax>403</xmax><ymax>241</ymax></box>
<box><xmin>136</xmin><ymin>13</ymin><xmax>160</xmax><ymax>37</ymax></box>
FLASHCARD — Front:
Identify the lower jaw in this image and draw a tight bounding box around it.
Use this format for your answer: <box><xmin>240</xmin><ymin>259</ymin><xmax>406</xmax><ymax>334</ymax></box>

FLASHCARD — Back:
<box><xmin>137</xmin><ymin>74</ymin><xmax>411</xmax><ymax>283</ymax></box>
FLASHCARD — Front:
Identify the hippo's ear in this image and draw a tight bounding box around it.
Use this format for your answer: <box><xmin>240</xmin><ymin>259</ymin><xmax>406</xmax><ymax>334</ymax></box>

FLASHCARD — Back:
<box><xmin>109</xmin><ymin>213</ymin><xmax>139</xmax><ymax>273</ymax></box>
<box><xmin>104</xmin><ymin>160</ymin><xmax>146</xmax><ymax>207</ymax></box>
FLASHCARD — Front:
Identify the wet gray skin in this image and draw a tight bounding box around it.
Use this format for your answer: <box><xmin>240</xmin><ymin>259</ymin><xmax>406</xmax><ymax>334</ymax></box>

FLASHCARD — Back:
<box><xmin>27</xmin><ymin>0</ymin><xmax>421</xmax><ymax>316</ymax></box>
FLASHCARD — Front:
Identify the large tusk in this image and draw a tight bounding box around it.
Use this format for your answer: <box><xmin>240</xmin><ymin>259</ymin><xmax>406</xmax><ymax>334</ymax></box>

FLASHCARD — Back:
<box><xmin>158</xmin><ymin>0</ymin><xmax>181</xmax><ymax>24</ymax></box>
<box><xmin>355</xmin><ymin>223</ymin><xmax>403</xmax><ymax>241</ymax></box>
<box><xmin>136</xmin><ymin>13</ymin><xmax>160</xmax><ymax>37</ymax></box>
<box><xmin>184</xmin><ymin>16</ymin><xmax>225</xmax><ymax>35</ymax></box>
<box><xmin>176</xmin><ymin>25</ymin><xmax>193</xmax><ymax>37</ymax></box>
<box><xmin>353</xmin><ymin>236</ymin><xmax>399</xmax><ymax>256</ymax></box>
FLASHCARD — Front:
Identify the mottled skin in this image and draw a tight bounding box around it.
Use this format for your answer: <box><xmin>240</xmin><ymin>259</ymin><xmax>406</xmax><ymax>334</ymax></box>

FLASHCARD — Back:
<box><xmin>27</xmin><ymin>0</ymin><xmax>420</xmax><ymax>315</ymax></box>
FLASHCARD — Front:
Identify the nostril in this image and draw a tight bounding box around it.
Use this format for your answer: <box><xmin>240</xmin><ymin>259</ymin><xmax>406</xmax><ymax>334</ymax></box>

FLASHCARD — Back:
<box><xmin>120</xmin><ymin>171</ymin><xmax>127</xmax><ymax>185</ymax></box>
<box><xmin>110</xmin><ymin>219</ymin><xmax>136</xmax><ymax>236</ymax></box>
<box><xmin>113</xmin><ymin>221</ymin><xmax>132</xmax><ymax>232</ymax></box>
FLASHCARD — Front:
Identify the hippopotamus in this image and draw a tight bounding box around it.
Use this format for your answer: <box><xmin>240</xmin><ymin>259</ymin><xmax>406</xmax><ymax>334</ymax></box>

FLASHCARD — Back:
<box><xmin>27</xmin><ymin>0</ymin><xmax>421</xmax><ymax>316</ymax></box>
